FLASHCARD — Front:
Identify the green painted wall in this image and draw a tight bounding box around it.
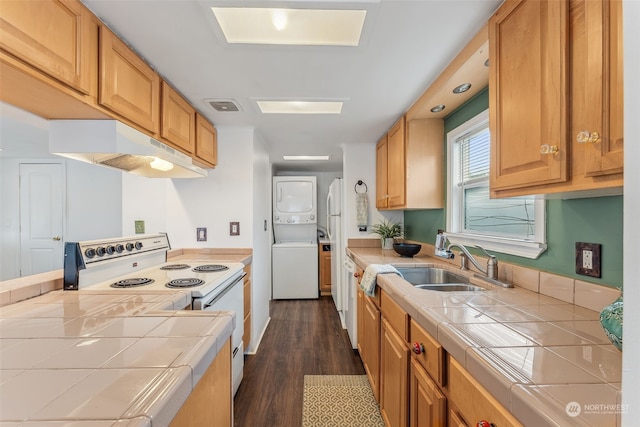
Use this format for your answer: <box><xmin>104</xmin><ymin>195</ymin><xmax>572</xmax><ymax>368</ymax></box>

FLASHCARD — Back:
<box><xmin>403</xmin><ymin>87</ymin><xmax>624</xmax><ymax>288</ymax></box>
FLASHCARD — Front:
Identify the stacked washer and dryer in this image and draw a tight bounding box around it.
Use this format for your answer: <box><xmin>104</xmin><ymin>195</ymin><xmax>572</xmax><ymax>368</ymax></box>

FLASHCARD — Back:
<box><xmin>272</xmin><ymin>176</ymin><xmax>319</xmax><ymax>299</ymax></box>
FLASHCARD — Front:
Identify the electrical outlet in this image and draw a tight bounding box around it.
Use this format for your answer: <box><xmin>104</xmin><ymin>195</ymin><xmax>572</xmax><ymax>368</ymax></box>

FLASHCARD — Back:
<box><xmin>576</xmin><ymin>242</ymin><xmax>601</xmax><ymax>278</ymax></box>
<box><xmin>230</xmin><ymin>222</ymin><xmax>240</xmax><ymax>236</ymax></box>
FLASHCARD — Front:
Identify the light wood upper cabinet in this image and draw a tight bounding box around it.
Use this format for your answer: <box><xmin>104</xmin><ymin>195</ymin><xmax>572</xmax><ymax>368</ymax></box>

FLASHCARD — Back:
<box><xmin>376</xmin><ymin>135</ymin><xmax>389</xmax><ymax>209</ymax></box>
<box><xmin>578</xmin><ymin>0</ymin><xmax>623</xmax><ymax>177</ymax></box>
<box><xmin>99</xmin><ymin>25</ymin><xmax>160</xmax><ymax>134</ymax></box>
<box><xmin>161</xmin><ymin>81</ymin><xmax>195</xmax><ymax>154</ymax></box>
<box><xmin>195</xmin><ymin>113</ymin><xmax>218</xmax><ymax>167</ymax></box>
<box><xmin>0</xmin><ymin>0</ymin><xmax>94</xmax><ymax>95</ymax></box>
<box><xmin>490</xmin><ymin>0</ymin><xmax>623</xmax><ymax>198</ymax></box>
<box><xmin>376</xmin><ymin>117</ymin><xmax>444</xmax><ymax>210</ymax></box>
<box><xmin>489</xmin><ymin>0</ymin><xmax>570</xmax><ymax>192</ymax></box>
<box><xmin>386</xmin><ymin>116</ymin><xmax>406</xmax><ymax>208</ymax></box>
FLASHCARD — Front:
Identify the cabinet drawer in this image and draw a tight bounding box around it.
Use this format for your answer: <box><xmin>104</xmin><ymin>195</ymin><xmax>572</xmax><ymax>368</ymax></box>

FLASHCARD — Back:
<box><xmin>380</xmin><ymin>290</ymin><xmax>408</xmax><ymax>341</ymax></box>
<box><xmin>448</xmin><ymin>355</ymin><xmax>522</xmax><ymax>427</ymax></box>
<box><xmin>410</xmin><ymin>318</ymin><xmax>445</xmax><ymax>387</ymax></box>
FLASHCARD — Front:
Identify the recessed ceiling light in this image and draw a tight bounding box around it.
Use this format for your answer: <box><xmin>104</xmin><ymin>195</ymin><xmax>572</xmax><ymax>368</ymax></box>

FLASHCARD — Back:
<box><xmin>257</xmin><ymin>101</ymin><xmax>343</xmax><ymax>114</ymax></box>
<box><xmin>211</xmin><ymin>7</ymin><xmax>366</xmax><ymax>46</ymax></box>
<box><xmin>283</xmin><ymin>155</ymin><xmax>330</xmax><ymax>161</ymax></box>
<box><xmin>453</xmin><ymin>83</ymin><xmax>472</xmax><ymax>94</ymax></box>
<box><xmin>430</xmin><ymin>105</ymin><xmax>446</xmax><ymax>113</ymax></box>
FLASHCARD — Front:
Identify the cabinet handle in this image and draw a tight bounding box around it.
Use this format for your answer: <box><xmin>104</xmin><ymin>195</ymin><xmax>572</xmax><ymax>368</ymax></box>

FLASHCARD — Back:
<box><xmin>412</xmin><ymin>342</ymin><xmax>425</xmax><ymax>355</ymax></box>
<box><xmin>476</xmin><ymin>421</ymin><xmax>497</xmax><ymax>427</ymax></box>
<box><xmin>577</xmin><ymin>130</ymin><xmax>600</xmax><ymax>144</ymax></box>
<box><xmin>52</xmin><ymin>236</ymin><xmax>62</xmax><ymax>241</ymax></box>
<box><xmin>540</xmin><ymin>144</ymin><xmax>558</xmax><ymax>155</ymax></box>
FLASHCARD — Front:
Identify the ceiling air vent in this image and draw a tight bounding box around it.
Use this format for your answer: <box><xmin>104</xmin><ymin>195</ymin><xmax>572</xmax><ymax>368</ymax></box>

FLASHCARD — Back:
<box><xmin>205</xmin><ymin>98</ymin><xmax>242</xmax><ymax>112</ymax></box>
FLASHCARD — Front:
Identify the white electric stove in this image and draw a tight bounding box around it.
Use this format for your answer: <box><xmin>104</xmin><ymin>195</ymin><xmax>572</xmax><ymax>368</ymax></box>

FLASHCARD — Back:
<box><xmin>63</xmin><ymin>233</ymin><xmax>246</xmax><ymax>395</ymax></box>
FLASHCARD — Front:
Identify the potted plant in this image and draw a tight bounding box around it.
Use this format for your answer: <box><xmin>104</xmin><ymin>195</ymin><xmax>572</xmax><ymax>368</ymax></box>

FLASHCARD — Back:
<box><xmin>371</xmin><ymin>219</ymin><xmax>402</xmax><ymax>249</ymax></box>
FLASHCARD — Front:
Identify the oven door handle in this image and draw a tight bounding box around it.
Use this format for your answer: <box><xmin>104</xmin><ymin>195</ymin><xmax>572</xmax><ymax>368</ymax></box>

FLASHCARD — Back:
<box><xmin>202</xmin><ymin>272</ymin><xmax>246</xmax><ymax>309</ymax></box>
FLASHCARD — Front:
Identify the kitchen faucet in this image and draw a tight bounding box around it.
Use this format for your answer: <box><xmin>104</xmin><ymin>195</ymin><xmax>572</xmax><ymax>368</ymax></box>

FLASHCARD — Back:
<box><xmin>437</xmin><ymin>242</ymin><xmax>498</xmax><ymax>281</ymax></box>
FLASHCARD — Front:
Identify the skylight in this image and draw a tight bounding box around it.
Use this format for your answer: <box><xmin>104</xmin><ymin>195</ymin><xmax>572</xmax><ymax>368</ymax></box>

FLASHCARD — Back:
<box><xmin>283</xmin><ymin>156</ymin><xmax>330</xmax><ymax>161</ymax></box>
<box><xmin>257</xmin><ymin>101</ymin><xmax>343</xmax><ymax>114</ymax></box>
<box><xmin>211</xmin><ymin>7</ymin><xmax>367</xmax><ymax>46</ymax></box>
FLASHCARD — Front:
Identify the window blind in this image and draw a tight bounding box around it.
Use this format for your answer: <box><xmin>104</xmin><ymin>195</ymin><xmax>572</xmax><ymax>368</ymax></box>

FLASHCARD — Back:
<box><xmin>454</xmin><ymin>127</ymin><xmax>536</xmax><ymax>240</ymax></box>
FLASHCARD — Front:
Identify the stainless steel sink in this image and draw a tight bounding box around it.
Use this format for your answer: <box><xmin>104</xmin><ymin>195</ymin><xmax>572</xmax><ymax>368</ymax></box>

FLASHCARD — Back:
<box><xmin>397</xmin><ymin>267</ymin><xmax>470</xmax><ymax>285</ymax></box>
<box><xmin>414</xmin><ymin>284</ymin><xmax>485</xmax><ymax>292</ymax></box>
<box><xmin>397</xmin><ymin>267</ymin><xmax>486</xmax><ymax>292</ymax></box>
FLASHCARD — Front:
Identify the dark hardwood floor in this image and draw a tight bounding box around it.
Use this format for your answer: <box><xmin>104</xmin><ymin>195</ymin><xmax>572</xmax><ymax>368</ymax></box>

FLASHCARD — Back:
<box><xmin>233</xmin><ymin>297</ymin><xmax>365</xmax><ymax>427</ymax></box>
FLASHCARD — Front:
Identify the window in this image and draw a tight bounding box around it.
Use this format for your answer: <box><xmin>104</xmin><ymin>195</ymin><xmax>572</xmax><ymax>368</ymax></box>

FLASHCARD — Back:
<box><xmin>446</xmin><ymin>110</ymin><xmax>546</xmax><ymax>259</ymax></box>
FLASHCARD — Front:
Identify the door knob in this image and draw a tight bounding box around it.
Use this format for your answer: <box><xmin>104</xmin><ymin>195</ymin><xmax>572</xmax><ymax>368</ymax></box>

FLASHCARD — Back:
<box><xmin>52</xmin><ymin>236</ymin><xmax>61</xmax><ymax>241</ymax></box>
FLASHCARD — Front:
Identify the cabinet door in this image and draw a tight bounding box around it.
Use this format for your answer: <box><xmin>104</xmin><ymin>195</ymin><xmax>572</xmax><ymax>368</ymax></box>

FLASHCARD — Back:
<box><xmin>386</xmin><ymin>116</ymin><xmax>406</xmax><ymax>208</ymax></box>
<box><xmin>0</xmin><ymin>0</ymin><xmax>94</xmax><ymax>95</ymax></box>
<box><xmin>161</xmin><ymin>81</ymin><xmax>195</xmax><ymax>154</ymax></box>
<box><xmin>380</xmin><ymin>318</ymin><xmax>408</xmax><ymax>427</ymax></box>
<box><xmin>357</xmin><ymin>288</ymin><xmax>364</xmax><ymax>354</ymax></box>
<box><xmin>195</xmin><ymin>113</ymin><xmax>217</xmax><ymax>167</ymax></box>
<box><xmin>448</xmin><ymin>409</ymin><xmax>469</xmax><ymax>427</ymax></box>
<box><xmin>363</xmin><ymin>296</ymin><xmax>381</xmax><ymax>402</ymax></box>
<box><xmin>410</xmin><ymin>359</ymin><xmax>446</xmax><ymax>427</ymax></box>
<box><xmin>489</xmin><ymin>0</ymin><xmax>569</xmax><ymax>191</ymax></box>
<box><xmin>376</xmin><ymin>135</ymin><xmax>389</xmax><ymax>209</ymax></box>
<box><xmin>580</xmin><ymin>0</ymin><xmax>623</xmax><ymax>176</ymax></box>
<box><xmin>99</xmin><ymin>25</ymin><xmax>160</xmax><ymax>133</ymax></box>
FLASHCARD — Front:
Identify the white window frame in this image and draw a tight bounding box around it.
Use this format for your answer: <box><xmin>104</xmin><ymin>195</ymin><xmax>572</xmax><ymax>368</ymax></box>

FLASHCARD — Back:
<box><xmin>446</xmin><ymin>110</ymin><xmax>547</xmax><ymax>259</ymax></box>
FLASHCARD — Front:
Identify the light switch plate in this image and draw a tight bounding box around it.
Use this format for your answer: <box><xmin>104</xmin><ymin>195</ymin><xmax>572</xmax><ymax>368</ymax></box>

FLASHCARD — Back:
<box><xmin>575</xmin><ymin>242</ymin><xmax>601</xmax><ymax>278</ymax></box>
<box><xmin>197</xmin><ymin>227</ymin><xmax>207</xmax><ymax>242</ymax></box>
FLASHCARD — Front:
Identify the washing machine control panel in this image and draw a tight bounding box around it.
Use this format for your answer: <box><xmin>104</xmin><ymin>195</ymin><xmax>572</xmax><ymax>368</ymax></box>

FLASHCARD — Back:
<box><xmin>274</xmin><ymin>214</ymin><xmax>316</xmax><ymax>224</ymax></box>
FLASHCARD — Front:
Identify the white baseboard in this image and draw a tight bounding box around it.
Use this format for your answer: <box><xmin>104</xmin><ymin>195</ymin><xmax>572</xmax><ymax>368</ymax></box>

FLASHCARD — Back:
<box><xmin>244</xmin><ymin>316</ymin><xmax>271</xmax><ymax>355</ymax></box>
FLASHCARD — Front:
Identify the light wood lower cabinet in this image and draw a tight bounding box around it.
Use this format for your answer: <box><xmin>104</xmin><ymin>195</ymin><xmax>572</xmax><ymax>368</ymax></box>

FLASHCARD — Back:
<box><xmin>380</xmin><ymin>318</ymin><xmax>409</xmax><ymax>427</ymax></box>
<box><xmin>410</xmin><ymin>358</ymin><xmax>446</xmax><ymax>427</ymax></box>
<box><xmin>318</xmin><ymin>244</ymin><xmax>331</xmax><ymax>296</ymax></box>
<box><xmin>362</xmin><ymin>294</ymin><xmax>381</xmax><ymax>402</ymax></box>
<box><xmin>99</xmin><ymin>25</ymin><xmax>160</xmax><ymax>134</ymax></box>
<box><xmin>448</xmin><ymin>355</ymin><xmax>522</xmax><ymax>427</ymax></box>
<box><xmin>242</xmin><ymin>264</ymin><xmax>251</xmax><ymax>350</ymax></box>
<box><xmin>170</xmin><ymin>338</ymin><xmax>232</xmax><ymax>427</ymax></box>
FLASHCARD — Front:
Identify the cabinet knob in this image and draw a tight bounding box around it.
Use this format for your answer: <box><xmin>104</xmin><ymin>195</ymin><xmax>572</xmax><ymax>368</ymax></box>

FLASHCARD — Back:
<box><xmin>354</xmin><ymin>272</ymin><xmax>360</xmax><ymax>278</ymax></box>
<box><xmin>476</xmin><ymin>421</ymin><xmax>496</xmax><ymax>427</ymax></box>
<box><xmin>412</xmin><ymin>342</ymin><xmax>425</xmax><ymax>355</ymax></box>
<box><xmin>540</xmin><ymin>144</ymin><xmax>558</xmax><ymax>155</ymax></box>
<box><xmin>577</xmin><ymin>130</ymin><xmax>600</xmax><ymax>144</ymax></box>
<box><xmin>52</xmin><ymin>236</ymin><xmax>61</xmax><ymax>241</ymax></box>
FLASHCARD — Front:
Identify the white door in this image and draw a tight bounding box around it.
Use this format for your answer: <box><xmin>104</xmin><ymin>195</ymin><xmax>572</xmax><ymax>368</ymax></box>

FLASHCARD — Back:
<box><xmin>19</xmin><ymin>163</ymin><xmax>64</xmax><ymax>276</ymax></box>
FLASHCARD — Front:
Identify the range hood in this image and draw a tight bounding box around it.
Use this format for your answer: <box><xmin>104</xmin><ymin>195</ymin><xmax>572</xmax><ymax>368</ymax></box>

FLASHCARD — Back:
<box><xmin>49</xmin><ymin>120</ymin><xmax>207</xmax><ymax>178</ymax></box>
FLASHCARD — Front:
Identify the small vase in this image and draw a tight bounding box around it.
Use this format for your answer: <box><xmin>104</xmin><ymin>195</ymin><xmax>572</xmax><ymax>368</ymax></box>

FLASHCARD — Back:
<box><xmin>600</xmin><ymin>294</ymin><xmax>623</xmax><ymax>351</ymax></box>
<box><xmin>382</xmin><ymin>238</ymin><xmax>394</xmax><ymax>250</ymax></box>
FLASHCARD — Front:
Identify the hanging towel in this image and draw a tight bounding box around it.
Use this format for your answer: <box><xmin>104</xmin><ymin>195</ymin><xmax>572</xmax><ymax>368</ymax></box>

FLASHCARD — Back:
<box><xmin>356</xmin><ymin>193</ymin><xmax>369</xmax><ymax>230</ymax></box>
<box><xmin>359</xmin><ymin>264</ymin><xmax>403</xmax><ymax>297</ymax></box>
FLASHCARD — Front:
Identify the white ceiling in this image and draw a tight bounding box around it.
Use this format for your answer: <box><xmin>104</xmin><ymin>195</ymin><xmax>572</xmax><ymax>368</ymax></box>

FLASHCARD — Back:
<box><xmin>80</xmin><ymin>0</ymin><xmax>502</xmax><ymax>172</ymax></box>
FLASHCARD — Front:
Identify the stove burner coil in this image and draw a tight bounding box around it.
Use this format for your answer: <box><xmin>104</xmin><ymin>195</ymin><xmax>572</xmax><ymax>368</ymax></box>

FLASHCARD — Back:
<box><xmin>110</xmin><ymin>278</ymin><xmax>155</xmax><ymax>288</ymax></box>
<box><xmin>192</xmin><ymin>264</ymin><xmax>229</xmax><ymax>273</ymax></box>
<box><xmin>166</xmin><ymin>278</ymin><xmax>206</xmax><ymax>288</ymax></box>
<box><xmin>160</xmin><ymin>264</ymin><xmax>191</xmax><ymax>270</ymax></box>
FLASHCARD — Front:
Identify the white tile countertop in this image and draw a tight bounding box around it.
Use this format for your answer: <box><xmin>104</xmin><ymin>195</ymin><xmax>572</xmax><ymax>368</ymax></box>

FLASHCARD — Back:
<box><xmin>0</xmin><ymin>290</ymin><xmax>234</xmax><ymax>426</ymax></box>
<box><xmin>348</xmin><ymin>246</ymin><xmax>623</xmax><ymax>427</ymax></box>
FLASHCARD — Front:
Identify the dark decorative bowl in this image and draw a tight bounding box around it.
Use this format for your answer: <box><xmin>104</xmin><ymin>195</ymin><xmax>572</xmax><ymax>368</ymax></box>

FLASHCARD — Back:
<box><xmin>392</xmin><ymin>243</ymin><xmax>422</xmax><ymax>258</ymax></box>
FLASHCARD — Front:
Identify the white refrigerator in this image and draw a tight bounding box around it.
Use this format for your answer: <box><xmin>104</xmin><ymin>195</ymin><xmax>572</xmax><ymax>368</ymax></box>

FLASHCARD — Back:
<box><xmin>327</xmin><ymin>178</ymin><xmax>346</xmax><ymax>326</ymax></box>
